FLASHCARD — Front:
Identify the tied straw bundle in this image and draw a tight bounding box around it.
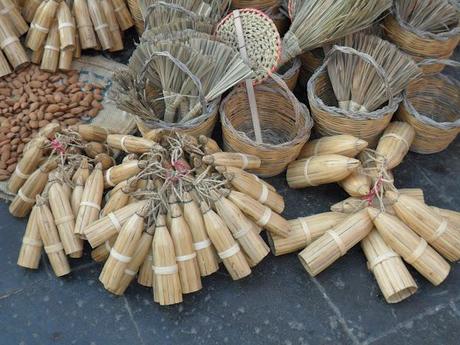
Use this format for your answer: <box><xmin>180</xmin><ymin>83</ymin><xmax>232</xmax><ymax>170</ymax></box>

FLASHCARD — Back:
<box><xmin>15</xmin><ymin>124</ymin><xmax>292</xmax><ymax>306</ymax></box>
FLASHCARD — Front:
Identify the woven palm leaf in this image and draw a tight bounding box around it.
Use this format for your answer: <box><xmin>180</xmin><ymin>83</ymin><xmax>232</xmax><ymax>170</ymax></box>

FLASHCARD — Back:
<box><xmin>281</xmin><ymin>0</ymin><xmax>392</xmax><ymax>63</ymax></box>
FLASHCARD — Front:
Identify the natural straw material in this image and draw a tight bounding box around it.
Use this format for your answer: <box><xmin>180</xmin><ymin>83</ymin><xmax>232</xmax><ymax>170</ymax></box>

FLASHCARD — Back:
<box><xmin>17</xmin><ymin>206</ymin><xmax>42</xmax><ymax>269</ymax></box>
<box><xmin>298</xmin><ymin>209</ymin><xmax>373</xmax><ymax>276</ymax></box>
<box><xmin>308</xmin><ymin>46</ymin><xmax>400</xmax><ymax>147</ymax></box>
<box><xmin>268</xmin><ymin>57</ymin><xmax>301</xmax><ymax>91</ymax></box>
<box><xmin>26</xmin><ymin>0</ymin><xmax>58</xmax><ymax>51</ymax></box>
<box><xmin>0</xmin><ymin>0</ymin><xmax>28</xmax><ymax>36</ymax></box>
<box><xmin>361</xmin><ymin>229</ymin><xmax>417</xmax><ymax>304</ymax></box>
<box><xmin>56</xmin><ymin>0</ymin><xmax>75</xmax><ymax>49</ymax></box>
<box><xmin>299</xmin><ymin>135</ymin><xmax>368</xmax><ymax>159</ymax></box>
<box><xmin>396</xmin><ymin>73</ymin><xmax>460</xmax><ymax>154</ymax></box>
<box><xmin>73</xmin><ymin>0</ymin><xmax>98</xmax><ymax>49</ymax></box>
<box><xmin>220</xmin><ymin>82</ymin><xmax>312</xmax><ymax>177</ymax></box>
<box><xmin>376</xmin><ymin>121</ymin><xmax>415</xmax><ymax>169</ymax></box>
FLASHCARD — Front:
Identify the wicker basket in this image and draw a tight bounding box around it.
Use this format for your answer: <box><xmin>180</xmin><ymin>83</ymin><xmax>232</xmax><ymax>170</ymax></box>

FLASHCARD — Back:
<box><xmin>384</xmin><ymin>5</ymin><xmax>460</xmax><ymax>75</ymax></box>
<box><xmin>266</xmin><ymin>57</ymin><xmax>300</xmax><ymax>90</ymax></box>
<box><xmin>396</xmin><ymin>73</ymin><xmax>460</xmax><ymax>154</ymax></box>
<box><xmin>307</xmin><ymin>46</ymin><xmax>400</xmax><ymax>147</ymax></box>
<box><xmin>220</xmin><ymin>77</ymin><xmax>313</xmax><ymax>177</ymax></box>
<box><xmin>136</xmin><ymin>97</ymin><xmax>219</xmax><ymax>138</ymax></box>
<box><xmin>231</xmin><ymin>0</ymin><xmax>279</xmax><ymax>12</ymax></box>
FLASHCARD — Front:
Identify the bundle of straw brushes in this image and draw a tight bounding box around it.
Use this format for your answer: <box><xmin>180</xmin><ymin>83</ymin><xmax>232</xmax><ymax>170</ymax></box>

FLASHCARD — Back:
<box><xmin>14</xmin><ymin>124</ymin><xmax>292</xmax><ymax>305</ymax></box>
<box><xmin>24</xmin><ymin>0</ymin><xmax>135</xmax><ymax>72</ymax></box>
<box><xmin>281</xmin><ymin>125</ymin><xmax>460</xmax><ymax>304</ymax></box>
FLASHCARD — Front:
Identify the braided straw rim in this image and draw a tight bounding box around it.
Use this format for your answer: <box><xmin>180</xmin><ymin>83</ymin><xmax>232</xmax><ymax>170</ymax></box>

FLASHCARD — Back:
<box><xmin>307</xmin><ymin>45</ymin><xmax>402</xmax><ymax>121</ymax></box>
<box><xmin>215</xmin><ymin>8</ymin><xmax>282</xmax><ymax>83</ymax></box>
<box><xmin>392</xmin><ymin>1</ymin><xmax>460</xmax><ymax>41</ymax></box>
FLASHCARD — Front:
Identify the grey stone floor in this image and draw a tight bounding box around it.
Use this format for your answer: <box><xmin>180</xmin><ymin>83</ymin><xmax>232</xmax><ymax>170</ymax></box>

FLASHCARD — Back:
<box><xmin>1</xmin><ymin>137</ymin><xmax>459</xmax><ymax>345</ymax></box>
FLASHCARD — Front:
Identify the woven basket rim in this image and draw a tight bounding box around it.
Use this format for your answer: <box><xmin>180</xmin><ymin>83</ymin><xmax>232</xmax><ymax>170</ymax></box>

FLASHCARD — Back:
<box><xmin>391</xmin><ymin>4</ymin><xmax>460</xmax><ymax>41</ymax></box>
<box><xmin>275</xmin><ymin>57</ymin><xmax>301</xmax><ymax>79</ymax></box>
<box><xmin>220</xmin><ymin>84</ymin><xmax>313</xmax><ymax>151</ymax></box>
<box><xmin>138</xmin><ymin>97</ymin><xmax>220</xmax><ymax>130</ymax></box>
<box><xmin>402</xmin><ymin>74</ymin><xmax>460</xmax><ymax>130</ymax></box>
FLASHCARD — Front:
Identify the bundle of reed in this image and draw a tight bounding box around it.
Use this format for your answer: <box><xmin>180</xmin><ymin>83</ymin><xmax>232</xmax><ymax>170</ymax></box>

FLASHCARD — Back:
<box><xmin>386</xmin><ymin>192</ymin><xmax>460</xmax><ymax>262</ymax></box>
<box><xmin>361</xmin><ymin>229</ymin><xmax>417</xmax><ymax>303</ymax></box>
<box><xmin>40</xmin><ymin>19</ymin><xmax>60</xmax><ymax>72</ymax></box>
<box><xmin>384</xmin><ymin>0</ymin><xmax>460</xmax><ymax>74</ymax></box>
<box><xmin>56</xmin><ymin>0</ymin><xmax>75</xmax><ymax>49</ymax></box>
<box><xmin>298</xmin><ymin>135</ymin><xmax>368</xmax><ymax>159</ymax></box>
<box><xmin>101</xmin><ymin>0</ymin><xmax>123</xmax><ymax>52</ymax></box>
<box><xmin>220</xmin><ymin>81</ymin><xmax>312</xmax><ymax>177</ymax></box>
<box><xmin>396</xmin><ymin>72</ymin><xmax>460</xmax><ymax>154</ymax></box>
<box><xmin>17</xmin><ymin>206</ymin><xmax>42</xmax><ymax>269</ymax></box>
<box><xmin>338</xmin><ymin>171</ymin><xmax>372</xmax><ymax>197</ymax></box>
<box><xmin>26</xmin><ymin>0</ymin><xmax>59</xmax><ymax>51</ymax></box>
<box><xmin>298</xmin><ymin>210</ymin><xmax>373</xmax><ymax>276</ymax></box>
<box><xmin>21</xmin><ymin>0</ymin><xmax>43</xmax><ymax>23</ymax></box>
<box><xmin>127</xmin><ymin>0</ymin><xmax>144</xmax><ymax>34</ymax></box>
<box><xmin>0</xmin><ymin>13</ymin><xmax>29</xmax><ymax>70</ymax></box>
<box><xmin>280</xmin><ymin>0</ymin><xmax>391</xmax><ymax>63</ymax></box>
<box><xmin>0</xmin><ymin>0</ymin><xmax>28</xmax><ymax>37</ymax></box>
<box><xmin>111</xmin><ymin>0</ymin><xmax>134</xmax><ymax>31</ymax></box>
<box><xmin>375</xmin><ymin>122</ymin><xmax>415</xmax><ymax>170</ymax></box>
<box><xmin>307</xmin><ymin>46</ymin><xmax>400</xmax><ymax>147</ymax></box>
<box><xmin>74</xmin><ymin>0</ymin><xmax>97</xmax><ymax>49</ymax></box>
<box><xmin>287</xmin><ymin>154</ymin><xmax>360</xmax><ymax>189</ymax></box>
<box><xmin>267</xmin><ymin>212</ymin><xmax>347</xmax><ymax>256</ymax></box>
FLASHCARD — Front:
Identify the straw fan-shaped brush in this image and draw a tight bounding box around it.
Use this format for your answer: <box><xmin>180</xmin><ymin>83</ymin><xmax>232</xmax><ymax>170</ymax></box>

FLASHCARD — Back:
<box><xmin>280</xmin><ymin>0</ymin><xmax>392</xmax><ymax>63</ymax></box>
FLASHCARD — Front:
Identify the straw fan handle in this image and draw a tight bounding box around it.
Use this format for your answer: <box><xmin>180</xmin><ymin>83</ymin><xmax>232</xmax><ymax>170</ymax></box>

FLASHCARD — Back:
<box><xmin>143</xmin><ymin>2</ymin><xmax>199</xmax><ymax>31</ymax></box>
<box><xmin>138</xmin><ymin>51</ymin><xmax>207</xmax><ymax>116</ymax></box>
<box><xmin>320</xmin><ymin>45</ymin><xmax>395</xmax><ymax>110</ymax></box>
<box><xmin>417</xmin><ymin>59</ymin><xmax>460</xmax><ymax>68</ymax></box>
<box><xmin>233</xmin><ymin>9</ymin><xmax>263</xmax><ymax>144</ymax></box>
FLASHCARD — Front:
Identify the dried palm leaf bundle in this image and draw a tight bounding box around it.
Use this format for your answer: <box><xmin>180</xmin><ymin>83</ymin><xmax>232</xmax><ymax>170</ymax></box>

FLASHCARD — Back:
<box><xmin>22</xmin><ymin>0</ymin><xmax>43</xmax><ymax>23</ymax></box>
<box><xmin>431</xmin><ymin>207</ymin><xmax>460</xmax><ymax>229</ymax></box>
<box><xmin>87</xmin><ymin>0</ymin><xmax>112</xmax><ymax>50</ymax></box>
<box><xmin>281</xmin><ymin>0</ymin><xmax>391</xmax><ymax>63</ymax></box>
<box><xmin>202</xmin><ymin>152</ymin><xmax>261</xmax><ymax>170</ymax></box>
<box><xmin>386</xmin><ymin>191</ymin><xmax>460</xmax><ymax>262</ymax></box>
<box><xmin>56</xmin><ymin>0</ymin><xmax>75</xmax><ymax>49</ymax></box>
<box><xmin>338</xmin><ymin>170</ymin><xmax>372</xmax><ymax>197</ymax></box>
<box><xmin>111</xmin><ymin>0</ymin><xmax>134</xmax><ymax>31</ymax></box>
<box><xmin>361</xmin><ymin>229</ymin><xmax>417</xmax><ymax>303</ymax></box>
<box><xmin>0</xmin><ymin>0</ymin><xmax>28</xmax><ymax>36</ymax></box>
<box><xmin>298</xmin><ymin>135</ymin><xmax>368</xmax><ymax>159</ymax></box>
<box><xmin>384</xmin><ymin>0</ymin><xmax>460</xmax><ymax>74</ymax></box>
<box><xmin>137</xmin><ymin>251</ymin><xmax>154</xmax><ymax>287</ymax></box>
<box><xmin>0</xmin><ymin>13</ymin><xmax>29</xmax><ymax>70</ymax></box>
<box><xmin>26</xmin><ymin>0</ymin><xmax>59</xmax><ymax>51</ymax></box>
<box><xmin>17</xmin><ymin>206</ymin><xmax>42</xmax><ymax>269</ymax></box>
<box><xmin>375</xmin><ymin>122</ymin><xmax>415</xmax><ymax>170</ymax></box>
<box><xmin>287</xmin><ymin>154</ymin><xmax>360</xmax><ymax>189</ymax></box>
<box><xmin>267</xmin><ymin>212</ymin><xmax>348</xmax><ymax>256</ymax></box>
<box><xmin>368</xmin><ymin>207</ymin><xmax>450</xmax><ymax>286</ymax></box>
<box><xmin>215</xmin><ymin>166</ymin><xmax>276</xmax><ymax>194</ymax></box>
<box><xmin>396</xmin><ymin>70</ymin><xmax>460</xmax><ymax>154</ymax></box>
<box><xmin>298</xmin><ymin>210</ymin><xmax>373</xmax><ymax>276</ymax></box>
<box><xmin>101</xmin><ymin>0</ymin><xmax>124</xmax><ymax>52</ymax></box>
<box><xmin>107</xmin><ymin>134</ymin><xmax>157</xmax><ymax>154</ymax></box>
<box><xmin>70</xmin><ymin>176</ymin><xmax>84</xmax><ymax>217</ymax></box>
<box><xmin>36</xmin><ymin>195</ymin><xmax>71</xmax><ymax>277</ymax></box>
<box><xmin>40</xmin><ymin>19</ymin><xmax>60</xmax><ymax>72</ymax></box>
<box><xmin>73</xmin><ymin>0</ymin><xmax>98</xmax><ymax>49</ymax></box>
<box><xmin>0</xmin><ymin>49</ymin><xmax>11</xmax><ymax>76</ymax></box>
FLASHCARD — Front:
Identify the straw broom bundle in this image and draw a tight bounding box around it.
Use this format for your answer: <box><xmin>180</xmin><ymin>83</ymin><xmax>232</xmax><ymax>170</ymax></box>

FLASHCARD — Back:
<box><xmin>40</xmin><ymin>19</ymin><xmax>59</xmax><ymax>72</ymax></box>
<box><xmin>201</xmin><ymin>201</ymin><xmax>251</xmax><ymax>280</ymax></box>
<box><xmin>152</xmin><ymin>213</ymin><xmax>183</xmax><ymax>305</ymax></box>
<box><xmin>71</xmin><ymin>176</ymin><xmax>84</xmax><ymax>217</ymax></box>
<box><xmin>0</xmin><ymin>0</ymin><xmax>28</xmax><ymax>36</ymax></box>
<box><xmin>0</xmin><ymin>49</ymin><xmax>11</xmax><ymax>76</ymax></box>
<box><xmin>73</xmin><ymin>0</ymin><xmax>97</xmax><ymax>49</ymax></box>
<box><xmin>87</xmin><ymin>0</ymin><xmax>113</xmax><ymax>50</ymax></box>
<box><xmin>58</xmin><ymin>44</ymin><xmax>74</xmax><ymax>71</ymax></box>
<box><xmin>101</xmin><ymin>180</ymin><xmax>138</xmax><ymax>217</ymax></box>
<box><xmin>91</xmin><ymin>236</ymin><xmax>116</xmax><ymax>263</ymax></box>
<box><xmin>268</xmin><ymin>212</ymin><xmax>348</xmax><ymax>256</ymax></box>
<box><xmin>298</xmin><ymin>210</ymin><xmax>373</xmax><ymax>276</ymax></box>
<box><xmin>99</xmin><ymin>209</ymin><xmax>146</xmax><ymax>291</ymax></box>
<box><xmin>0</xmin><ymin>13</ymin><xmax>29</xmax><ymax>69</ymax></box>
<box><xmin>111</xmin><ymin>0</ymin><xmax>134</xmax><ymax>31</ymax></box>
<box><xmin>214</xmin><ymin>193</ymin><xmax>269</xmax><ymax>266</ymax></box>
<box><xmin>85</xmin><ymin>200</ymin><xmax>148</xmax><ymax>247</ymax></box>
<box><xmin>9</xmin><ymin>159</ymin><xmax>56</xmax><ymax>217</ymax></box>
<box><xmin>8</xmin><ymin>136</ymin><xmax>46</xmax><ymax>194</ymax></box>
<box><xmin>36</xmin><ymin>196</ymin><xmax>71</xmax><ymax>277</ymax></box>
<box><xmin>226</xmin><ymin>190</ymin><xmax>291</xmax><ymax>238</ymax></box>
<box><xmin>361</xmin><ymin>229</ymin><xmax>417</xmax><ymax>304</ymax></box>
<box><xmin>432</xmin><ymin>207</ymin><xmax>460</xmax><ymax>229</ymax></box>
<box><xmin>104</xmin><ymin>160</ymin><xmax>143</xmax><ymax>188</ymax></box>
<box><xmin>338</xmin><ymin>171</ymin><xmax>372</xmax><ymax>197</ymax></box>
<box><xmin>376</xmin><ymin>122</ymin><xmax>415</xmax><ymax>170</ymax></box>
<box><xmin>298</xmin><ymin>135</ymin><xmax>368</xmax><ymax>159</ymax></box>
<box><xmin>72</xmin><ymin>157</ymin><xmax>90</xmax><ymax>184</ymax></box>
<box><xmin>222</xmin><ymin>171</ymin><xmax>284</xmax><ymax>213</ymax></box>
<box><xmin>26</xmin><ymin>0</ymin><xmax>58</xmax><ymax>51</ymax></box>
<box><xmin>137</xmin><ymin>252</ymin><xmax>154</xmax><ymax>287</ymax></box>
<box><xmin>17</xmin><ymin>206</ymin><xmax>42</xmax><ymax>269</ymax></box>
<box><xmin>56</xmin><ymin>0</ymin><xmax>75</xmax><ymax>49</ymax></box>
<box><xmin>287</xmin><ymin>154</ymin><xmax>360</xmax><ymax>189</ymax></box>
<box><xmin>198</xmin><ymin>135</ymin><xmax>221</xmax><ymax>154</ymax></box>
<box><xmin>106</xmin><ymin>134</ymin><xmax>156</xmax><ymax>154</ymax></box>
<box><xmin>101</xmin><ymin>0</ymin><xmax>123</xmax><ymax>52</ymax></box>
<box><xmin>169</xmin><ymin>195</ymin><xmax>202</xmax><ymax>293</ymax></box>
<box><xmin>75</xmin><ymin>163</ymin><xmax>104</xmax><ymax>238</ymax></box>
<box><xmin>386</xmin><ymin>191</ymin><xmax>460</xmax><ymax>262</ymax></box>
<box><xmin>73</xmin><ymin>124</ymin><xmax>110</xmax><ymax>143</ymax></box>
<box><xmin>215</xmin><ymin>166</ymin><xmax>276</xmax><ymax>193</ymax></box>
<box><xmin>202</xmin><ymin>152</ymin><xmax>261</xmax><ymax>170</ymax></box>
<box><xmin>181</xmin><ymin>191</ymin><xmax>219</xmax><ymax>276</ymax></box>
<box><xmin>22</xmin><ymin>0</ymin><xmax>43</xmax><ymax>23</ymax></box>
<box><xmin>281</xmin><ymin>0</ymin><xmax>392</xmax><ymax>63</ymax></box>
<box><xmin>368</xmin><ymin>207</ymin><xmax>450</xmax><ymax>285</ymax></box>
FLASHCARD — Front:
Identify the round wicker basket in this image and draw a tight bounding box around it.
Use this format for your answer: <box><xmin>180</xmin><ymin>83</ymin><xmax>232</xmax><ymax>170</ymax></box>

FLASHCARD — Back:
<box><xmin>396</xmin><ymin>74</ymin><xmax>460</xmax><ymax>154</ymax></box>
<box><xmin>307</xmin><ymin>46</ymin><xmax>400</xmax><ymax>147</ymax></box>
<box><xmin>231</xmin><ymin>0</ymin><xmax>279</xmax><ymax>12</ymax></box>
<box><xmin>136</xmin><ymin>98</ymin><xmax>219</xmax><ymax>138</ymax></box>
<box><xmin>384</xmin><ymin>3</ymin><xmax>460</xmax><ymax>75</ymax></box>
<box><xmin>220</xmin><ymin>79</ymin><xmax>313</xmax><ymax>177</ymax></box>
<box><xmin>266</xmin><ymin>57</ymin><xmax>300</xmax><ymax>90</ymax></box>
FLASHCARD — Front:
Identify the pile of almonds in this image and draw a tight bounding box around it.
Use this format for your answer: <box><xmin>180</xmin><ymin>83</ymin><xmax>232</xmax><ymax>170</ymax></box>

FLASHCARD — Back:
<box><xmin>0</xmin><ymin>65</ymin><xmax>104</xmax><ymax>181</ymax></box>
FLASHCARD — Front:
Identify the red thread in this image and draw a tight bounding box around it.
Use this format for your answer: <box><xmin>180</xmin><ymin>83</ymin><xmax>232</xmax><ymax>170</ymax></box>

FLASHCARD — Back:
<box><xmin>362</xmin><ymin>176</ymin><xmax>383</xmax><ymax>205</ymax></box>
<box><xmin>51</xmin><ymin>139</ymin><xmax>65</xmax><ymax>154</ymax></box>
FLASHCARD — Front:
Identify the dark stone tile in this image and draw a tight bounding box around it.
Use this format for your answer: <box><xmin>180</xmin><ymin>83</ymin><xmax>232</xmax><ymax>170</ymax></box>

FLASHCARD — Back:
<box><xmin>125</xmin><ymin>254</ymin><xmax>352</xmax><ymax>345</ymax></box>
<box><xmin>367</xmin><ymin>306</ymin><xmax>460</xmax><ymax>345</ymax></box>
<box><xmin>0</xmin><ymin>266</ymin><xmax>142</xmax><ymax>345</ymax></box>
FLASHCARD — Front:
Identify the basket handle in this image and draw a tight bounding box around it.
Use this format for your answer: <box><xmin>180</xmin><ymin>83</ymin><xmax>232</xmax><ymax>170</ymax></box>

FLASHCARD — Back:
<box><xmin>417</xmin><ymin>59</ymin><xmax>460</xmax><ymax>68</ymax></box>
<box><xmin>137</xmin><ymin>50</ymin><xmax>207</xmax><ymax>116</ymax></box>
<box><xmin>320</xmin><ymin>45</ymin><xmax>395</xmax><ymax>110</ymax></box>
<box><xmin>268</xmin><ymin>73</ymin><xmax>303</xmax><ymax>121</ymax></box>
<box><xmin>143</xmin><ymin>2</ymin><xmax>199</xmax><ymax>32</ymax></box>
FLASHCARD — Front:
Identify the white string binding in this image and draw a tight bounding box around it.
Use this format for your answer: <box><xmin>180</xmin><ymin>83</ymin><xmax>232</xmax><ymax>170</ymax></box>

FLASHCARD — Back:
<box><xmin>153</xmin><ymin>265</ymin><xmax>178</xmax><ymax>275</ymax></box>
<box><xmin>233</xmin><ymin>227</ymin><xmax>249</xmax><ymax>239</ymax></box>
<box><xmin>176</xmin><ymin>252</ymin><xmax>197</xmax><ymax>262</ymax></box>
<box><xmin>218</xmin><ymin>243</ymin><xmax>240</xmax><ymax>259</ymax></box>
<box><xmin>381</xmin><ymin>133</ymin><xmax>410</xmax><ymax>150</ymax></box>
<box><xmin>105</xmin><ymin>167</ymin><xmax>115</xmax><ymax>187</ymax></box>
<box><xmin>303</xmin><ymin>157</ymin><xmax>316</xmax><ymax>186</ymax></box>
<box><xmin>125</xmin><ymin>269</ymin><xmax>137</xmax><ymax>276</ymax></box>
<box><xmin>299</xmin><ymin>218</ymin><xmax>312</xmax><ymax>244</ymax></box>
<box><xmin>405</xmin><ymin>239</ymin><xmax>427</xmax><ymax>264</ymax></box>
<box><xmin>110</xmin><ymin>248</ymin><xmax>131</xmax><ymax>263</ymax></box>
<box><xmin>54</xmin><ymin>215</ymin><xmax>74</xmax><ymax>226</ymax></box>
<box><xmin>193</xmin><ymin>239</ymin><xmax>211</xmax><ymax>251</ymax></box>
<box><xmin>44</xmin><ymin>242</ymin><xmax>64</xmax><ymax>254</ymax></box>
<box><xmin>239</xmin><ymin>153</ymin><xmax>249</xmax><ymax>169</ymax></box>
<box><xmin>44</xmin><ymin>44</ymin><xmax>60</xmax><ymax>52</ymax></box>
<box><xmin>95</xmin><ymin>24</ymin><xmax>109</xmax><ymax>31</ymax></box>
<box><xmin>256</xmin><ymin>207</ymin><xmax>272</xmax><ymax>227</ymax></box>
<box><xmin>120</xmin><ymin>136</ymin><xmax>129</xmax><ymax>152</ymax></box>
<box><xmin>80</xmin><ymin>201</ymin><xmax>101</xmax><ymax>211</ymax></box>
<box><xmin>327</xmin><ymin>231</ymin><xmax>347</xmax><ymax>256</ymax></box>
<box><xmin>22</xmin><ymin>237</ymin><xmax>42</xmax><ymax>247</ymax></box>
<box><xmin>108</xmin><ymin>212</ymin><xmax>122</xmax><ymax>232</ymax></box>
<box><xmin>367</xmin><ymin>251</ymin><xmax>399</xmax><ymax>272</ymax></box>
<box><xmin>427</xmin><ymin>220</ymin><xmax>448</xmax><ymax>243</ymax></box>
<box><xmin>32</xmin><ymin>23</ymin><xmax>49</xmax><ymax>33</ymax></box>
<box><xmin>18</xmin><ymin>190</ymin><xmax>35</xmax><ymax>204</ymax></box>
<box><xmin>258</xmin><ymin>184</ymin><xmax>269</xmax><ymax>204</ymax></box>
<box><xmin>14</xmin><ymin>166</ymin><xmax>30</xmax><ymax>179</ymax></box>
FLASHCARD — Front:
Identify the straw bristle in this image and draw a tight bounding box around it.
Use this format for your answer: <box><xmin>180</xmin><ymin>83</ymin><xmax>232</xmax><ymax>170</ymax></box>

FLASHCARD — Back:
<box><xmin>17</xmin><ymin>206</ymin><xmax>42</xmax><ymax>269</ymax></box>
<box><xmin>40</xmin><ymin>20</ymin><xmax>60</xmax><ymax>72</ymax></box>
<box><xmin>339</xmin><ymin>170</ymin><xmax>371</xmax><ymax>197</ymax></box>
<box><xmin>26</xmin><ymin>0</ymin><xmax>59</xmax><ymax>51</ymax></box>
<box><xmin>111</xmin><ymin>0</ymin><xmax>134</xmax><ymax>31</ymax></box>
<box><xmin>376</xmin><ymin>121</ymin><xmax>415</xmax><ymax>169</ymax></box>
<box><xmin>101</xmin><ymin>0</ymin><xmax>124</xmax><ymax>52</ymax></box>
<box><xmin>73</xmin><ymin>0</ymin><xmax>98</xmax><ymax>49</ymax></box>
<box><xmin>87</xmin><ymin>0</ymin><xmax>113</xmax><ymax>50</ymax></box>
<box><xmin>56</xmin><ymin>0</ymin><xmax>75</xmax><ymax>49</ymax></box>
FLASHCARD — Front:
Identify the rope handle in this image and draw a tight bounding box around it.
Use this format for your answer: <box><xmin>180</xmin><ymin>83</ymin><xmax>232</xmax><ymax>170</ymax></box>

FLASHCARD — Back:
<box><xmin>137</xmin><ymin>50</ymin><xmax>207</xmax><ymax>115</ymax></box>
<box><xmin>417</xmin><ymin>59</ymin><xmax>460</xmax><ymax>68</ymax></box>
<box><xmin>143</xmin><ymin>2</ymin><xmax>199</xmax><ymax>32</ymax></box>
<box><xmin>318</xmin><ymin>45</ymin><xmax>395</xmax><ymax>110</ymax></box>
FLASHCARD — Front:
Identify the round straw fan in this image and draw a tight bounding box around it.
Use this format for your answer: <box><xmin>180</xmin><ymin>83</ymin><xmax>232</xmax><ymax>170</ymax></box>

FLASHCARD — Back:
<box><xmin>216</xmin><ymin>8</ymin><xmax>281</xmax><ymax>83</ymax></box>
